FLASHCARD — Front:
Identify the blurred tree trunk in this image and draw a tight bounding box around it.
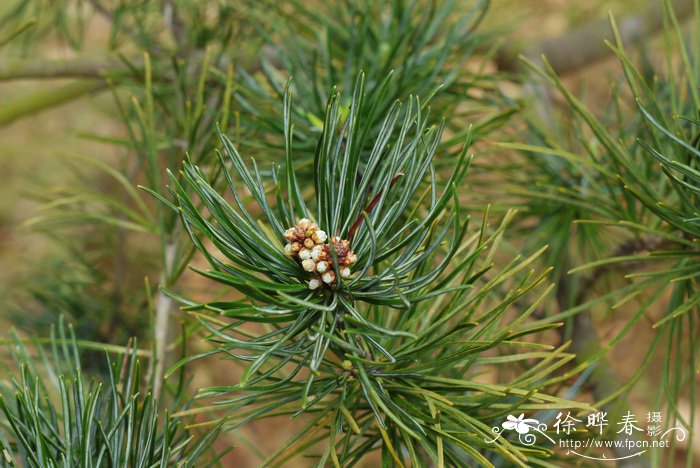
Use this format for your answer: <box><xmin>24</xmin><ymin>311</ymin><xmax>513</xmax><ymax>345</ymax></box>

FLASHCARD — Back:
<box><xmin>497</xmin><ymin>0</ymin><xmax>694</xmax><ymax>75</ymax></box>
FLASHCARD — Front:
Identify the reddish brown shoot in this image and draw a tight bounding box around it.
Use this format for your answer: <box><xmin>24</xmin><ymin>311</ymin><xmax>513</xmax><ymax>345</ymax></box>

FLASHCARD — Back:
<box><xmin>348</xmin><ymin>172</ymin><xmax>404</xmax><ymax>240</ymax></box>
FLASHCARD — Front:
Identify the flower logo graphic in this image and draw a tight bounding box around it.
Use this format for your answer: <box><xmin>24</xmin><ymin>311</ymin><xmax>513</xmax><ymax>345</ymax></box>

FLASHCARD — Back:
<box><xmin>485</xmin><ymin>413</ymin><xmax>553</xmax><ymax>446</ymax></box>
<box><xmin>502</xmin><ymin>414</ymin><xmax>540</xmax><ymax>434</ymax></box>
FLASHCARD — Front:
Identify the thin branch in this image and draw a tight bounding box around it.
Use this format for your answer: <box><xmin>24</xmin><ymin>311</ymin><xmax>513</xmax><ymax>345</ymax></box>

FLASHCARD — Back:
<box><xmin>163</xmin><ymin>0</ymin><xmax>187</xmax><ymax>48</ymax></box>
<box><xmin>153</xmin><ymin>242</ymin><xmax>177</xmax><ymax>400</ymax></box>
<box><xmin>575</xmin><ymin>235</ymin><xmax>672</xmax><ymax>301</ymax></box>
<box><xmin>0</xmin><ymin>79</ymin><xmax>107</xmax><ymax>127</ymax></box>
<box><xmin>0</xmin><ymin>57</ymin><xmax>138</xmax><ymax>81</ymax></box>
<box><xmin>0</xmin><ymin>17</ymin><xmax>37</xmax><ymax>48</ymax></box>
<box><xmin>88</xmin><ymin>0</ymin><xmax>114</xmax><ymax>22</ymax></box>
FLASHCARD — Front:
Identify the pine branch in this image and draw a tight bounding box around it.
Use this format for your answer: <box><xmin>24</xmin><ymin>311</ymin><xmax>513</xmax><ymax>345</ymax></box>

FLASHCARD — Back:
<box><xmin>163</xmin><ymin>77</ymin><xmax>591</xmax><ymax>465</ymax></box>
<box><xmin>153</xmin><ymin>242</ymin><xmax>178</xmax><ymax>400</ymax></box>
<box><xmin>0</xmin><ymin>79</ymin><xmax>106</xmax><ymax>127</ymax></box>
<box><xmin>0</xmin><ymin>17</ymin><xmax>37</xmax><ymax>48</ymax></box>
<box><xmin>508</xmin><ymin>4</ymin><xmax>700</xmax><ymax>464</ymax></box>
<box><xmin>0</xmin><ymin>320</ymin><xmax>220</xmax><ymax>465</ymax></box>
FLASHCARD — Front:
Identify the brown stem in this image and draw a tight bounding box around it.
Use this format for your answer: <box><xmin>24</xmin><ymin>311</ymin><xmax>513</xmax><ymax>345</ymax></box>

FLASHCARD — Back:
<box><xmin>117</xmin><ymin>337</ymin><xmax>133</xmax><ymax>394</ymax></box>
<box><xmin>576</xmin><ymin>235</ymin><xmax>672</xmax><ymax>304</ymax></box>
<box><xmin>348</xmin><ymin>172</ymin><xmax>404</xmax><ymax>240</ymax></box>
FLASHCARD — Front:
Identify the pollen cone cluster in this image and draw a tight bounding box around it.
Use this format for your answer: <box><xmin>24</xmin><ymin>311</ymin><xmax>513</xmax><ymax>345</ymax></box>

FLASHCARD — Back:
<box><xmin>283</xmin><ymin>218</ymin><xmax>357</xmax><ymax>289</ymax></box>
